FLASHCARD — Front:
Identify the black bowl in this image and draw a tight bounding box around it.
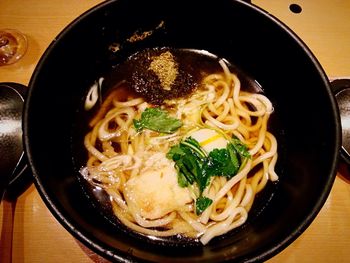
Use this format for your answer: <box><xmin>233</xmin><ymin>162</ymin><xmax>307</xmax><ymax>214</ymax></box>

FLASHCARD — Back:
<box><xmin>23</xmin><ymin>0</ymin><xmax>340</xmax><ymax>262</ymax></box>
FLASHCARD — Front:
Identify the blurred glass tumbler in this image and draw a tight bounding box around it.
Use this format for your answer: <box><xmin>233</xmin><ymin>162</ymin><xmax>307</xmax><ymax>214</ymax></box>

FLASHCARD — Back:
<box><xmin>0</xmin><ymin>29</ymin><xmax>27</xmax><ymax>66</ymax></box>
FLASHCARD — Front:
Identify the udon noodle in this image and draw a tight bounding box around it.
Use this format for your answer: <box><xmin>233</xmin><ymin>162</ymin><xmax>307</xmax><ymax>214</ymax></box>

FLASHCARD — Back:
<box><xmin>80</xmin><ymin>59</ymin><xmax>278</xmax><ymax>245</ymax></box>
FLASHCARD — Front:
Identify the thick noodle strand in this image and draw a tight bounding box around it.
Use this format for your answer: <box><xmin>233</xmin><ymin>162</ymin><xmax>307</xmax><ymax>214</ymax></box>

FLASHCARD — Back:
<box><xmin>81</xmin><ymin>61</ymin><xmax>278</xmax><ymax>245</ymax></box>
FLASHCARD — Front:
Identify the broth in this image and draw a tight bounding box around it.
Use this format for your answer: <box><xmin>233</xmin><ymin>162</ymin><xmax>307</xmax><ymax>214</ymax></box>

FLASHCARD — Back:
<box><xmin>71</xmin><ymin>47</ymin><xmax>279</xmax><ymax>246</ymax></box>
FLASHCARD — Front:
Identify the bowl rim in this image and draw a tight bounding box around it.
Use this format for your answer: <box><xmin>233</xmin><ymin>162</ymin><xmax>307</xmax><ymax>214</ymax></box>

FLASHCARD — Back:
<box><xmin>23</xmin><ymin>0</ymin><xmax>341</xmax><ymax>262</ymax></box>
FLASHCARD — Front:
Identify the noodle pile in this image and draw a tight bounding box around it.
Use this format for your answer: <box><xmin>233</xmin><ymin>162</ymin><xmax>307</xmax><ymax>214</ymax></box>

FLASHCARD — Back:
<box><xmin>81</xmin><ymin>60</ymin><xmax>278</xmax><ymax>244</ymax></box>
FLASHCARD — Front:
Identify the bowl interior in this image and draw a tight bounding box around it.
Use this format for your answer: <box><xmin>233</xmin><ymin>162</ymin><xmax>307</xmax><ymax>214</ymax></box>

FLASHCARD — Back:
<box><xmin>24</xmin><ymin>0</ymin><xmax>339</xmax><ymax>262</ymax></box>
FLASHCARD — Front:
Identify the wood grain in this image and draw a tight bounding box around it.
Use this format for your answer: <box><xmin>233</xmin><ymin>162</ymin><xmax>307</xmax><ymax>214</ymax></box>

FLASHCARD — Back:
<box><xmin>0</xmin><ymin>0</ymin><xmax>349</xmax><ymax>262</ymax></box>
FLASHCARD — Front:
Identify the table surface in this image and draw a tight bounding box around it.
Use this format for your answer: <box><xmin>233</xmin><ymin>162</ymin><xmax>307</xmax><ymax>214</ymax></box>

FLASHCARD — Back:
<box><xmin>1</xmin><ymin>0</ymin><xmax>350</xmax><ymax>262</ymax></box>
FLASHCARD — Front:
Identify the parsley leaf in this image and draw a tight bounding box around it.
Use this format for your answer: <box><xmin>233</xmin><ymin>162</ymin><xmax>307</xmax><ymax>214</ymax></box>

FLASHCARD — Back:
<box><xmin>196</xmin><ymin>196</ymin><xmax>213</xmax><ymax>215</ymax></box>
<box><xmin>231</xmin><ymin>137</ymin><xmax>251</xmax><ymax>158</ymax></box>
<box><xmin>167</xmin><ymin>137</ymin><xmax>208</xmax><ymax>190</ymax></box>
<box><xmin>133</xmin><ymin>107</ymin><xmax>182</xmax><ymax>133</ymax></box>
<box><xmin>167</xmin><ymin>137</ymin><xmax>212</xmax><ymax>214</ymax></box>
<box><xmin>167</xmin><ymin>135</ymin><xmax>251</xmax><ymax>214</ymax></box>
<box><xmin>205</xmin><ymin>145</ymin><xmax>239</xmax><ymax>179</ymax></box>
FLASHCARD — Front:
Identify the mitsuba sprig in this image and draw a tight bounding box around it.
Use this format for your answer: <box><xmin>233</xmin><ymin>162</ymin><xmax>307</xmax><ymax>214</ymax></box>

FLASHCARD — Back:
<box><xmin>167</xmin><ymin>136</ymin><xmax>251</xmax><ymax>214</ymax></box>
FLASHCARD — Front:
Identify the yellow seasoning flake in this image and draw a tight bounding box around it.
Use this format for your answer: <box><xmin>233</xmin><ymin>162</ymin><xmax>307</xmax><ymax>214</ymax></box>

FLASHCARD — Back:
<box><xmin>148</xmin><ymin>51</ymin><xmax>178</xmax><ymax>91</ymax></box>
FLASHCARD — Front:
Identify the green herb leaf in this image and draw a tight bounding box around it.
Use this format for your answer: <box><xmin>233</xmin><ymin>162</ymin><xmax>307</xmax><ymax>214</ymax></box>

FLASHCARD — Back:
<box><xmin>196</xmin><ymin>196</ymin><xmax>213</xmax><ymax>215</ymax></box>
<box><xmin>206</xmin><ymin>147</ymin><xmax>239</xmax><ymax>178</ymax></box>
<box><xmin>176</xmin><ymin>166</ymin><xmax>190</xmax><ymax>187</ymax></box>
<box><xmin>167</xmin><ymin>137</ymin><xmax>210</xmax><ymax>194</ymax></box>
<box><xmin>227</xmin><ymin>143</ymin><xmax>241</xmax><ymax>177</ymax></box>
<box><xmin>167</xmin><ymin>135</ymin><xmax>250</xmax><ymax>214</ymax></box>
<box><xmin>231</xmin><ymin>137</ymin><xmax>251</xmax><ymax>158</ymax></box>
<box><xmin>133</xmin><ymin>107</ymin><xmax>182</xmax><ymax>133</ymax></box>
<box><xmin>166</xmin><ymin>144</ymin><xmax>185</xmax><ymax>160</ymax></box>
<box><xmin>181</xmin><ymin>137</ymin><xmax>207</xmax><ymax>158</ymax></box>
